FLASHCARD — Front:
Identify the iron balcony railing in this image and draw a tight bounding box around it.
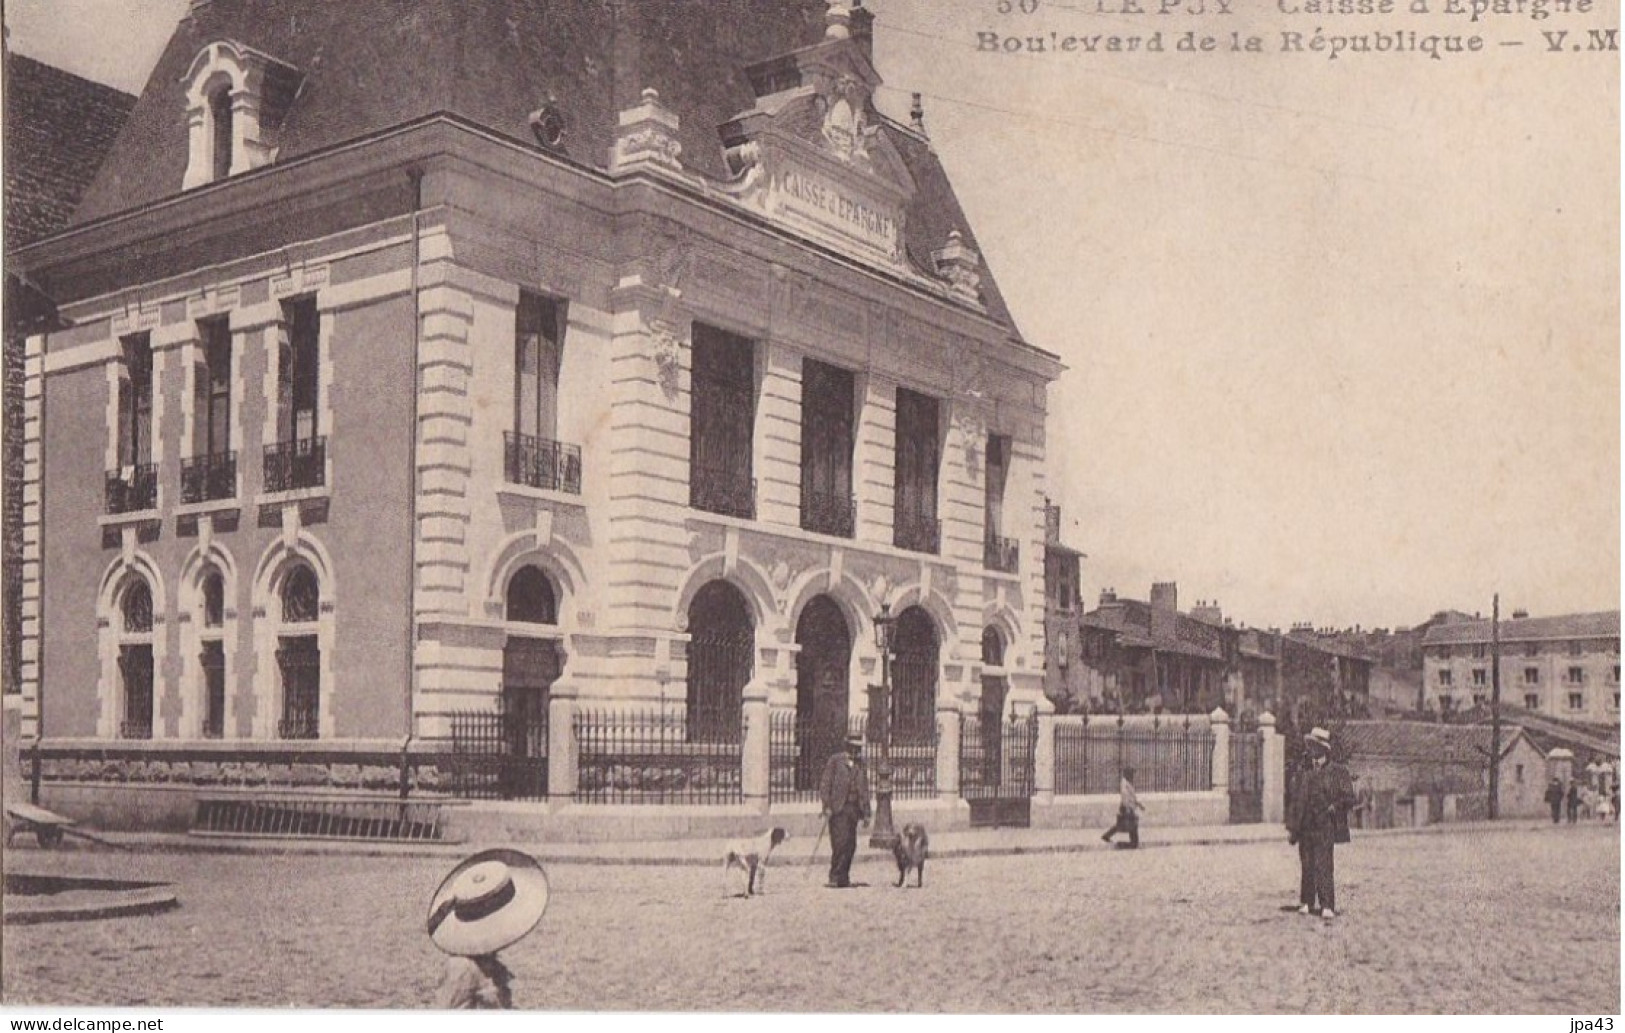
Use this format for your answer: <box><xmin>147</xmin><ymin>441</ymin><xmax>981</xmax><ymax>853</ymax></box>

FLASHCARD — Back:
<box><xmin>984</xmin><ymin>534</ymin><xmax>1020</xmax><ymax>573</ymax></box>
<box><xmin>278</xmin><ymin>702</ymin><xmax>320</xmax><ymax>741</ymax></box>
<box><xmin>118</xmin><ymin>719</ymin><xmax>154</xmax><ymax>741</ymax></box>
<box><xmin>263</xmin><ymin>436</ymin><xmax>326</xmax><ymax>492</ymax></box>
<box><xmin>105</xmin><ymin>463</ymin><xmax>158</xmax><ymax>514</ymax></box>
<box><xmin>691</xmin><ymin>462</ymin><xmax>756</xmax><ymax>520</ymax></box>
<box><xmin>801</xmin><ymin>487</ymin><xmax>856</xmax><ymax>538</ymax></box>
<box><xmin>503</xmin><ymin>431</ymin><xmax>582</xmax><ymax>494</ymax></box>
<box><xmin>181</xmin><ymin>451</ymin><xmax>237</xmax><ymax>504</ymax></box>
<box><xmin>894</xmin><ymin>508</ymin><xmax>940</xmax><ymax>555</ymax></box>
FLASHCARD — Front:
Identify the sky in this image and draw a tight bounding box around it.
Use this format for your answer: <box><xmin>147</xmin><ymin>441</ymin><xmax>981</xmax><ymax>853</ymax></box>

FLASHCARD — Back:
<box><xmin>5</xmin><ymin>0</ymin><xmax>1619</xmax><ymax>633</ymax></box>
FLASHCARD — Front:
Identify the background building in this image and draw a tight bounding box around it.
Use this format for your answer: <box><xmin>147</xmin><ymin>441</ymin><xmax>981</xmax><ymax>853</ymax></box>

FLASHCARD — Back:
<box><xmin>1421</xmin><ymin>611</ymin><xmax>1621</xmax><ymax>725</ymax></box>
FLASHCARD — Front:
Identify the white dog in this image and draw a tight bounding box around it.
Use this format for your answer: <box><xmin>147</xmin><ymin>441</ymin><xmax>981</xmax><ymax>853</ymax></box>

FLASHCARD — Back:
<box><xmin>723</xmin><ymin>827</ymin><xmax>787</xmax><ymax>897</ymax></box>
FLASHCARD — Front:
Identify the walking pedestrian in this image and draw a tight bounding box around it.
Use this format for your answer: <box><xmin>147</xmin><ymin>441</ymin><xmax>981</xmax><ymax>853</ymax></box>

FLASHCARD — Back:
<box><xmin>1286</xmin><ymin>727</ymin><xmax>1356</xmax><ymax>920</ymax></box>
<box><xmin>818</xmin><ymin>733</ymin><xmax>871</xmax><ymax>888</ymax></box>
<box><xmin>1100</xmin><ymin>766</ymin><xmax>1145</xmax><ymax>849</ymax></box>
<box><xmin>1566</xmin><ymin>780</ymin><xmax>1581</xmax><ymax>824</ymax></box>
<box><xmin>1545</xmin><ymin>777</ymin><xmax>1566</xmax><ymax>824</ymax></box>
<box><xmin>428</xmin><ymin>848</ymin><xmax>550</xmax><ymax>1008</ymax></box>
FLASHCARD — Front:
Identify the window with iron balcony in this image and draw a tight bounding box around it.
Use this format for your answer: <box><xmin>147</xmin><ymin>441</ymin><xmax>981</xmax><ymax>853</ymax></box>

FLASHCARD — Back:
<box><xmin>893</xmin><ymin>387</ymin><xmax>940</xmax><ymax>554</ymax></box>
<box><xmin>506</xmin><ymin>291</ymin><xmax>582</xmax><ymax>494</ymax></box>
<box><xmin>107</xmin><ymin>333</ymin><xmax>157</xmax><ymax>514</ymax></box>
<box><xmin>183</xmin><ymin>316</ymin><xmax>236</xmax><ymax>503</ymax></box>
<box><xmin>689</xmin><ymin>324</ymin><xmax>757</xmax><ymax>520</ymax></box>
<box><xmin>800</xmin><ymin>358</ymin><xmax>855</xmax><ymax>537</ymax></box>
<box><xmin>264</xmin><ymin>296</ymin><xmax>325</xmax><ymax>492</ymax></box>
<box><xmin>983</xmin><ymin>432</ymin><xmax>1018</xmax><ymax>572</ymax></box>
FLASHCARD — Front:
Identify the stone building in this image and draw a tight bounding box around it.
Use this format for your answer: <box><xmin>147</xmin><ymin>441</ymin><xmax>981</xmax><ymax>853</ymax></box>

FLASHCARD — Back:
<box><xmin>1041</xmin><ymin>500</ymin><xmax>1084</xmax><ymax>711</ymax></box>
<box><xmin>1077</xmin><ymin>583</ymin><xmax>1232</xmax><ymax>715</ymax></box>
<box><xmin>12</xmin><ymin>1</ymin><xmax>1062</xmax><ymax>832</ymax></box>
<box><xmin>1421</xmin><ymin>611</ymin><xmax>1621</xmax><ymax>725</ymax></box>
<box><xmin>1336</xmin><ymin>720</ymin><xmax>1549</xmax><ymax>824</ymax></box>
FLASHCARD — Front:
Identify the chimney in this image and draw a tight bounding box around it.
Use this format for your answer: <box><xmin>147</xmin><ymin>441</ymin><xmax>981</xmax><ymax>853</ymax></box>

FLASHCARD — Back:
<box><xmin>850</xmin><ymin>1</ymin><xmax>875</xmax><ymax>60</ymax></box>
<box><xmin>910</xmin><ymin>92</ymin><xmax>928</xmax><ymax>135</ymax></box>
<box><xmin>1192</xmin><ymin>599</ymin><xmax>1223</xmax><ymax>624</ymax></box>
<box><xmin>1044</xmin><ymin>499</ymin><xmax>1061</xmax><ymax>545</ymax></box>
<box><xmin>1099</xmin><ymin>587</ymin><xmax>1118</xmax><ymax>606</ymax></box>
<box><xmin>1150</xmin><ymin>582</ymin><xmax>1177</xmax><ymax>642</ymax></box>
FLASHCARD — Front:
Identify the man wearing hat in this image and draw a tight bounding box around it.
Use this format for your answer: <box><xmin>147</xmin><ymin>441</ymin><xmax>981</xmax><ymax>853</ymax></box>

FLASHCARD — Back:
<box><xmin>1286</xmin><ymin>727</ymin><xmax>1356</xmax><ymax>920</ymax></box>
<box><xmin>428</xmin><ymin>848</ymin><xmax>550</xmax><ymax>1008</ymax></box>
<box><xmin>818</xmin><ymin>734</ymin><xmax>872</xmax><ymax>888</ymax></box>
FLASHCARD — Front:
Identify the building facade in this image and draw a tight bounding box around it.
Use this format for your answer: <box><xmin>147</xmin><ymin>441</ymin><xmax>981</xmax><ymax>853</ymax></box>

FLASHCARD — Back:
<box><xmin>1421</xmin><ymin>611</ymin><xmax>1621</xmax><ymax>725</ymax></box>
<box><xmin>13</xmin><ymin>1</ymin><xmax>1062</xmax><ymax>827</ymax></box>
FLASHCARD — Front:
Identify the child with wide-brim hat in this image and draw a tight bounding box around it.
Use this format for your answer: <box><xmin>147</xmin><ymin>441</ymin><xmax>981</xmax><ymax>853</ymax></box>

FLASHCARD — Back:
<box><xmin>428</xmin><ymin>848</ymin><xmax>550</xmax><ymax>1008</ymax></box>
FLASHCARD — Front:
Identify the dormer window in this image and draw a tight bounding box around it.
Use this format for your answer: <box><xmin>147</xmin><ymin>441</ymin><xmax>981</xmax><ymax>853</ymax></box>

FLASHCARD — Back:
<box><xmin>182</xmin><ymin>41</ymin><xmax>300</xmax><ymax>189</ymax></box>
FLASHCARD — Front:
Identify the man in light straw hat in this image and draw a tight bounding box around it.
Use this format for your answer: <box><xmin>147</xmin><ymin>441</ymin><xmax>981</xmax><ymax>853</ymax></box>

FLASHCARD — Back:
<box><xmin>1286</xmin><ymin>726</ymin><xmax>1356</xmax><ymax>920</ymax></box>
<box><xmin>428</xmin><ymin>848</ymin><xmax>550</xmax><ymax>1008</ymax></box>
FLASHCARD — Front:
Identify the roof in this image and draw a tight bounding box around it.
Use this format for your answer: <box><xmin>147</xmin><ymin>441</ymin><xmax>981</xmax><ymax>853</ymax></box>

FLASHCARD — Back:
<box><xmin>1082</xmin><ymin>600</ymin><xmax>1224</xmax><ymax>661</ymax></box>
<box><xmin>1421</xmin><ymin>611</ymin><xmax>1620</xmax><ymax>647</ymax></box>
<box><xmin>1337</xmin><ymin>721</ymin><xmax>1533</xmax><ymax>766</ymax></box>
<box><xmin>4</xmin><ymin>54</ymin><xmax>135</xmax><ymax>248</ymax></box>
<box><xmin>61</xmin><ymin>0</ymin><xmax>1022</xmax><ymax>336</ymax></box>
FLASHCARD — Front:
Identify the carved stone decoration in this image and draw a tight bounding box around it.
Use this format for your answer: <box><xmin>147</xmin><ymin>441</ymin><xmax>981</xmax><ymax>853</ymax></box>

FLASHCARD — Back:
<box><xmin>611</xmin><ymin>88</ymin><xmax>684</xmax><ymax>173</ymax></box>
<box><xmin>820</xmin><ymin>74</ymin><xmax>880</xmax><ymax>166</ymax></box>
<box><xmin>869</xmin><ymin>573</ymin><xmax>890</xmax><ymax>610</ymax></box>
<box><xmin>932</xmin><ymin>229</ymin><xmax>984</xmax><ymax>305</ymax></box>
<box><xmin>647</xmin><ymin>317</ymin><xmax>686</xmax><ymax>402</ymax></box>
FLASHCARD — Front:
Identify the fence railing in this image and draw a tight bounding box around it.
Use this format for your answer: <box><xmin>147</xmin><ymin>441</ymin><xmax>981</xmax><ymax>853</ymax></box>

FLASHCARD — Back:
<box><xmin>1053</xmin><ymin>715</ymin><xmax>1214</xmax><ymax>794</ymax></box>
<box><xmin>263</xmin><ymin>436</ymin><xmax>326</xmax><ymax>492</ymax></box>
<box><xmin>105</xmin><ymin>464</ymin><xmax>158</xmax><ymax>514</ymax></box>
<box><xmin>960</xmin><ymin>715</ymin><xmax>1036</xmax><ymax>799</ymax></box>
<box><xmin>574</xmin><ymin>707</ymin><xmax>743</xmax><ymax>805</ymax></box>
<box><xmin>445</xmin><ymin>707</ymin><xmax>549</xmax><ymax>801</ymax></box>
<box><xmin>181</xmin><ymin>451</ymin><xmax>237</xmax><ymax>503</ymax></box>
<box><xmin>503</xmin><ymin>432</ymin><xmax>582</xmax><ymax>494</ymax></box>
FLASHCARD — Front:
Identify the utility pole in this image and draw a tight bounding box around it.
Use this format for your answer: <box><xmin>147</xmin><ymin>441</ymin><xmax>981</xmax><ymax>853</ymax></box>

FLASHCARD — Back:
<box><xmin>1489</xmin><ymin>593</ymin><xmax>1502</xmax><ymax>820</ymax></box>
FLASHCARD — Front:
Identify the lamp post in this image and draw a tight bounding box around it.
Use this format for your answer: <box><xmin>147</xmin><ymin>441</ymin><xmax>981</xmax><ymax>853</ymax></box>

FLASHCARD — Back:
<box><xmin>868</xmin><ymin>603</ymin><xmax>900</xmax><ymax>848</ymax></box>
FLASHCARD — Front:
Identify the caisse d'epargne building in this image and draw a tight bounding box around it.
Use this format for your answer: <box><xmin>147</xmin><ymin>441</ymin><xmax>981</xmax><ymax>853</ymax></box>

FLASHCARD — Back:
<box><xmin>15</xmin><ymin>0</ymin><xmax>1065</xmax><ymax>835</ymax></box>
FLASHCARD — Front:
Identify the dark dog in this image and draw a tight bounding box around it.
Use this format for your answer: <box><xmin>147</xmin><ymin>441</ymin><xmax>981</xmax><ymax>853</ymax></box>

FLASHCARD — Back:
<box><xmin>892</xmin><ymin>823</ymin><xmax>929</xmax><ymax>888</ymax></box>
<box><xmin>724</xmin><ymin>827</ymin><xmax>787</xmax><ymax>897</ymax></box>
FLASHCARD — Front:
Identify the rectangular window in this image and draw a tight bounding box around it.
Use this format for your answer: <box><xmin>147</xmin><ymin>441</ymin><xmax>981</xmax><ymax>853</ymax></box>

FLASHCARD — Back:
<box><xmin>1524</xmin><ymin>642</ymin><xmax>1539</xmax><ymax>658</ymax></box>
<box><xmin>1473</xmin><ymin>643</ymin><xmax>1487</xmax><ymax>659</ymax></box>
<box><xmin>689</xmin><ymin>324</ymin><xmax>756</xmax><ymax>519</ymax></box>
<box><xmin>266</xmin><ymin>296</ymin><xmax>325</xmax><ymax>491</ymax></box>
<box><xmin>1567</xmin><ymin>666</ymin><xmax>1585</xmax><ymax>685</ymax></box>
<box><xmin>504</xmin><ymin>292</ymin><xmax>580</xmax><ymax>493</ymax></box>
<box><xmin>1524</xmin><ymin>667</ymin><xmax>1539</xmax><ymax>685</ymax></box>
<box><xmin>1567</xmin><ymin>692</ymin><xmax>1584</xmax><ymax>711</ymax></box>
<box><xmin>1472</xmin><ymin>693</ymin><xmax>1487</xmax><ymax>707</ymax></box>
<box><xmin>1613</xmin><ymin>693</ymin><xmax>1620</xmax><ymax>710</ymax></box>
<box><xmin>183</xmin><ymin>318</ymin><xmax>235</xmax><ymax>503</ymax></box>
<box><xmin>1515</xmin><ymin>763</ymin><xmax>1525</xmax><ymax>784</ymax></box>
<box><xmin>893</xmin><ymin>387</ymin><xmax>940</xmax><ymax>553</ymax></box>
<box><xmin>277</xmin><ymin>635</ymin><xmax>320</xmax><ymax>740</ymax></box>
<box><xmin>201</xmin><ymin>640</ymin><xmax>226</xmax><ymax>739</ymax></box>
<box><xmin>1437</xmin><ymin>693</ymin><xmax>1453</xmax><ymax>710</ymax></box>
<box><xmin>1524</xmin><ymin>693</ymin><xmax>1540</xmax><ymax>710</ymax></box>
<box><xmin>800</xmin><ymin>359</ymin><xmax>856</xmax><ymax>537</ymax></box>
<box><xmin>1570</xmin><ymin>640</ymin><xmax>1584</xmax><ymax>656</ymax></box>
<box><xmin>1437</xmin><ymin>669</ymin><xmax>1453</xmax><ymax>686</ymax></box>
<box><xmin>118</xmin><ymin>643</ymin><xmax>154</xmax><ymax>740</ymax></box>
<box><xmin>107</xmin><ymin>333</ymin><xmax>158</xmax><ymax>514</ymax></box>
<box><xmin>1472</xmin><ymin>668</ymin><xmax>1486</xmax><ymax>686</ymax></box>
<box><xmin>1614</xmin><ymin>666</ymin><xmax>1620</xmax><ymax>684</ymax></box>
<box><xmin>983</xmin><ymin>434</ymin><xmax>1017</xmax><ymax>572</ymax></box>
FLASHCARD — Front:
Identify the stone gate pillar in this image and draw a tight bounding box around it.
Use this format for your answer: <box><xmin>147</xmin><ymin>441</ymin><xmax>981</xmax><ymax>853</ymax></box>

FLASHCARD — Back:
<box><xmin>1210</xmin><ymin>707</ymin><xmax>1230</xmax><ymax>794</ymax></box>
<box><xmin>548</xmin><ymin>683</ymin><xmax>579</xmax><ymax>800</ymax></box>
<box><xmin>1033</xmin><ymin>709</ymin><xmax>1056</xmax><ymax>804</ymax></box>
<box><xmin>1260</xmin><ymin>711</ymin><xmax>1285</xmax><ymax>824</ymax></box>
<box><xmin>742</xmin><ymin>681</ymin><xmax>771</xmax><ymax>808</ymax></box>
<box><xmin>936</xmin><ymin>706</ymin><xmax>961</xmax><ymax>799</ymax></box>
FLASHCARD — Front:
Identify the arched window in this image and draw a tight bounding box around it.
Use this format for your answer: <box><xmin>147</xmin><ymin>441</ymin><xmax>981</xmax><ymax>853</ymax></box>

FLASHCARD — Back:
<box><xmin>202</xmin><ymin>570</ymin><xmax>225</xmax><ymax>629</ymax></box>
<box><xmin>281</xmin><ymin>565</ymin><xmax>319</xmax><ymax>623</ymax></box>
<box><xmin>505</xmin><ymin>566</ymin><xmax>558</xmax><ymax>624</ymax></box>
<box><xmin>686</xmin><ymin>580</ymin><xmax>753</xmax><ymax>742</ymax></box>
<box><xmin>891</xmin><ymin>607</ymin><xmax>938</xmax><ymax>744</ymax></box>
<box><xmin>981</xmin><ymin>626</ymin><xmax>1005</xmax><ymax>668</ymax></box>
<box><xmin>122</xmin><ymin>580</ymin><xmax>154</xmax><ymax>634</ymax></box>
<box><xmin>208</xmin><ymin>81</ymin><xmax>233</xmax><ymax>180</ymax></box>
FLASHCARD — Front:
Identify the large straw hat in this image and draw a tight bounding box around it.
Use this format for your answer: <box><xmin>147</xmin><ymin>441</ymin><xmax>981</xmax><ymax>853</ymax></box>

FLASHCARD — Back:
<box><xmin>427</xmin><ymin>848</ymin><xmax>550</xmax><ymax>957</ymax></box>
<box><xmin>1305</xmin><ymin>727</ymin><xmax>1334</xmax><ymax>753</ymax></box>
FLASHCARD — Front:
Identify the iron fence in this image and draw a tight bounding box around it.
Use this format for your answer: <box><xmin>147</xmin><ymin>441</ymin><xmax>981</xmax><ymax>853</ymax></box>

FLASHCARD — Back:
<box><xmin>263</xmin><ymin>436</ymin><xmax>326</xmax><ymax>492</ymax></box>
<box><xmin>574</xmin><ymin>707</ymin><xmax>743</xmax><ymax>804</ymax></box>
<box><xmin>446</xmin><ymin>707</ymin><xmax>549</xmax><ymax>801</ymax></box>
<box><xmin>503</xmin><ymin>431</ymin><xmax>582</xmax><ymax>494</ymax></box>
<box><xmin>1053</xmin><ymin>715</ymin><xmax>1214</xmax><ymax>795</ymax></box>
<box><xmin>768</xmin><ymin>711</ymin><xmax>937</xmax><ymax>803</ymax></box>
<box><xmin>861</xmin><ymin>713</ymin><xmax>939</xmax><ymax>800</ymax></box>
<box><xmin>959</xmin><ymin>715</ymin><xmax>1037</xmax><ymax>799</ymax></box>
<box><xmin>181</xmin><ymin>451</ymin><xmax>237</xmax><ymax>503</ymax></box>
<box><xmin>105</xmin><ymin>463</ymin><xmax>158</xmax><ymax>514</ymax></box>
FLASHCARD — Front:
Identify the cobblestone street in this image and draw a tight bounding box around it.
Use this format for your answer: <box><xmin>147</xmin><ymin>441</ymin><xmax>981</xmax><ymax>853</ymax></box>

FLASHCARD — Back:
<box><xmin>3</xmin><ymin>823</ymin><xmax>1617</xmax><ymax>1012</ymax></box>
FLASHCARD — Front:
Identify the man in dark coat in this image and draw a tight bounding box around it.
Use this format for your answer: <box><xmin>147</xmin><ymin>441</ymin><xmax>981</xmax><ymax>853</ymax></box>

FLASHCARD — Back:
<box><xmin>1286</xmin><ymin>727</ymin><xmax>1356</xmax><ymax>920</ymax></box>
<box><xmin>1544</xmin><ymin>777</ymin><xmax>1565</xmax><ymax>824</ymax></box>
<box><xmin>818</xmin><ymin>734</ymin><xmax>871</xmax><ymax>888</ymax></box>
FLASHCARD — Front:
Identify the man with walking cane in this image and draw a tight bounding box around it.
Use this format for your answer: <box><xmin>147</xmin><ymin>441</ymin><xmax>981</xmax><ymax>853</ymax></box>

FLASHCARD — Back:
<box><xmin>818</xmin><ymin>733</ymin><xmax>871</xmax><ymax>888</ymax></box>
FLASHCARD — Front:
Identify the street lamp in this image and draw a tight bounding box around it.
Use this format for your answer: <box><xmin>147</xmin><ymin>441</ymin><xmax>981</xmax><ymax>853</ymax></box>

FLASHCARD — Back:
<box><xmin>868</xmin><ymin>603</ymin><xmax>900</xmax><ymax>848</ymax></box>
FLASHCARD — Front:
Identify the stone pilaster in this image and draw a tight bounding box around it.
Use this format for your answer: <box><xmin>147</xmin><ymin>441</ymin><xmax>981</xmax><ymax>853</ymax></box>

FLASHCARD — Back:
<box><xmin>1260</xmin><ymin>711</ymin><xmax>1285</xmax><ymax>824</ymax></box>
<box><xmin>414</xmin><ymin>283</ymin><xmax>475</xmax><ymax>618</ymax></box>
<box><xmin>1033</xmin><ymin>709</ymin><xmax>1056</xmax><ymax>803</ymax></box>
<box><xmin>854</xmin><ymin>375</ymin><xmax>895</xmax><ymax>547</ymax></box>
<box><xmin>755</xmin><ymin>344</ymin><xmax>801</xmax><ymax>529</ymax></box>
<box><xmin>548</xmin><ymin>683</ymin><xmax>580</xmax><ymax>799</ymax></box>
<box><xmin>1210</xmin><ymin>707</ymin><xmax>1230</xmax><ymax>793</ymax></box>
<box><xmin>936</xmin><ymin>705</ymin><xmax>960</xmax><ymax>799</ymax></box>
<box><xmin>741</xmin><ymin>681</ymin><xmax>771</xmax><ymax>806</ymax></box>
<box><xmin>17</xmin><ymin>334</ymin><xmax>45</xmax><ymax>738</ymax></box>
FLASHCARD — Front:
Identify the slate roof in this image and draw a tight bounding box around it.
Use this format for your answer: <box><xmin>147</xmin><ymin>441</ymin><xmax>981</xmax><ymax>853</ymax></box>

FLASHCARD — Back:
<box><xmin>1421</xmin><ymin>611</ymin><xmax>1620</xmax><ymax>647</ymax></box>
<box><xmin>4</xmin><ymin>54</ymin><xmax>135</xmax><ymax>248</ymax></box>
<box><xmin>1082</xmin><ymin>601</ymin><xmax>1224</xmax><ymax>661</ymax></box>
<box><xmin>1337</xmin><ymin>720</ymin><xmax>1533</xmax><ymax>765</ymax></box>
<box><xmin>64</xmin><ymin>0</ymin><xmax>1021</xmax><ymax>336</ymax></box>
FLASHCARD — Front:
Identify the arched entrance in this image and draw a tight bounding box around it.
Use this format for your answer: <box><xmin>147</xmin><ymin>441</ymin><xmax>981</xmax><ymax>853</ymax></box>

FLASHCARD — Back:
<box><xmin>686</xmin><ymin>580</ymin><xmax>754</xmax><ymax>741</ymax></box>
<box><xmin>795</xmin><ymin>595</ymin><xmax>852</xmax><ymax>789</ymax></box>
<box><xmin>892</xmin><ymin>607</ymin><xmax>939</xmax><ymax>745</ymax></box>
<box><xmin>501</xmin><ymin>565</ymin><xmax>560</xmax><ymax>799</ymax></box>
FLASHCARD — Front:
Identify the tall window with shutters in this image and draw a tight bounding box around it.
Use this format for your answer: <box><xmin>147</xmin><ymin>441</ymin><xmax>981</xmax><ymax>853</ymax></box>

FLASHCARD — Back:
<box><xmin>800</xmin><ymin>359</ymin><xmax>855</xmax><ymax>537</ymax></box>
<box><xmin>983</xmin><ymin>433</ymin><xmax>1017</xmax><ymax>571</ymax></box>
<box><xmin>893</xmin><ymin>388</ymin><xmax>940</xmax><ymax>554</ymax></box>
<box><xmin>504</xmin><ymin>292</ymin><xmax>581</xmax><ymax>493</ymax></box>
<box><xmin>689</xmin><ymin>324</ymin><xmax>756</xmax><ymax>519</ymax></box>
<box><xmin>265</xmin><ymin>296</ymin><xmax>324</xmax><ymax>491</ymax></box>
<box><xmin>107</xmin><ymin>334</ymin><xmax>157</xmax><ymax>514</ymax></box>
<box><xmin>184</xmin><ymin>317</ymin><xmax>235</xmax><ymax>502</ymax></box>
